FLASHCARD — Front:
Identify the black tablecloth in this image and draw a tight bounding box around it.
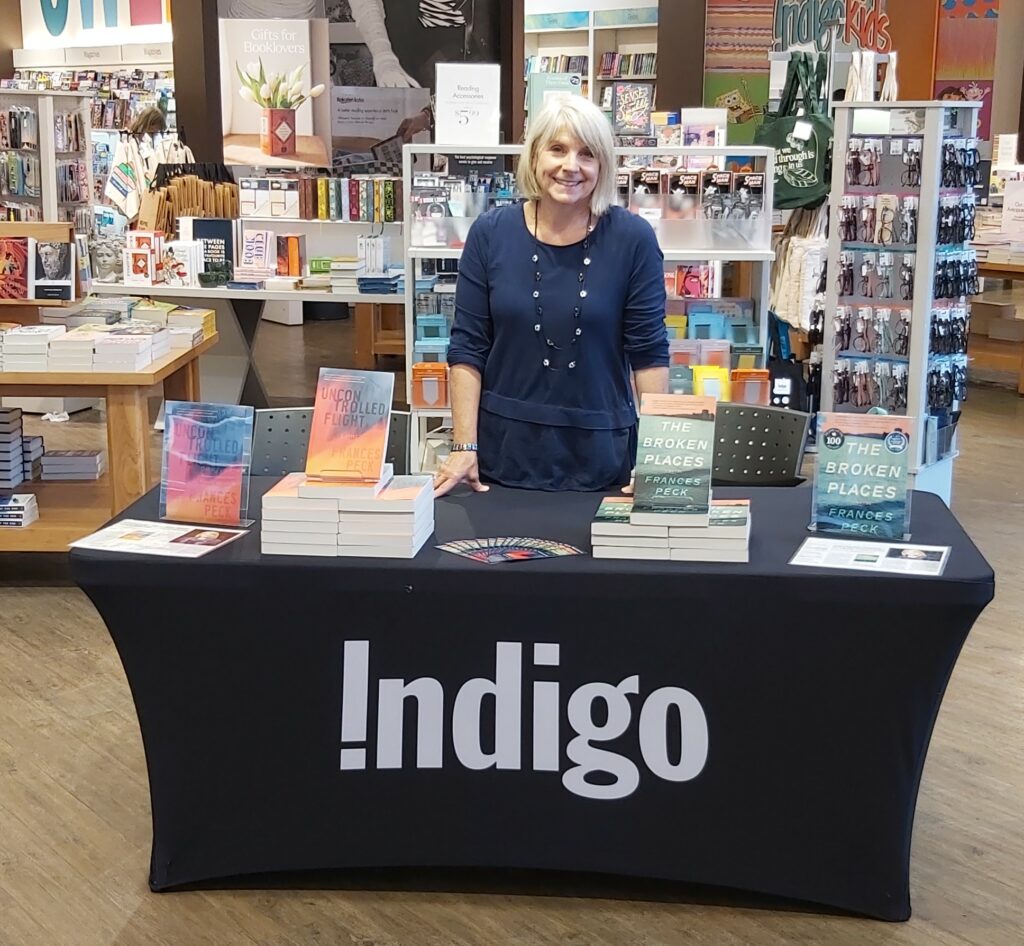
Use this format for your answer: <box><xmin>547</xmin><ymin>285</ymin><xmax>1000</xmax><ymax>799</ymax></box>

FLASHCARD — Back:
<box><xmin>71</xmin><ymin>480</ymin><xmax>994</xmax><ymax>920</ymax></box>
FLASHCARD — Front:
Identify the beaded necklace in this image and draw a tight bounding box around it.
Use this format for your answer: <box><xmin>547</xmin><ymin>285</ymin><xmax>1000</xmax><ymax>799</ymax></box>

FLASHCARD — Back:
<box><xmin>530</xmin><ymin>201</ymin><xmax>593</xmax><ymax>371</ymax></box>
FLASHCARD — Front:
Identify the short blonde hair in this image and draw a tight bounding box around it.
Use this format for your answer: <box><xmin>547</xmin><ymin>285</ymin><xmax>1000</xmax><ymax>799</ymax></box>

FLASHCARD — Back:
<box><xmin>518</xmin><ymin>96</ymin><xmax>618</xmax><ymax>217</ymax></box>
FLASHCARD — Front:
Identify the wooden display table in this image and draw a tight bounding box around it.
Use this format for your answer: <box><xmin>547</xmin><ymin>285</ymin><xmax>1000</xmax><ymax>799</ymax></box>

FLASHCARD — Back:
<box><xmin>0</xmin><ymin>334</ymin><xmax>218</xmax><ymax>552</ymax></box>
<box><xmin>976</xmin><ymin>262</ymin><xmax>1024</xmax><ymax>395</ymax></box>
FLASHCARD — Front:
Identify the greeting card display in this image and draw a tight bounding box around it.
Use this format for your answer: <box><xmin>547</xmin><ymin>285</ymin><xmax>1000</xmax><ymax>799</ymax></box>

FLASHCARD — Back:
<box><xmin>160</xmin><ymin>401</ymin><xmax>255</xmax><ymax>527</ymax></box>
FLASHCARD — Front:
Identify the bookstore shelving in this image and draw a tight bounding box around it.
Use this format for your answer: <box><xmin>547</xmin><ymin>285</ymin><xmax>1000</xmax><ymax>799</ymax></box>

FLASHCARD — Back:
<box><xmin>401</xmin><ymin>142</ymin><xmax>775</xmax><ymax>471</ymax></box>
<box><xmin>821</xmin><ymin>101</ymin><xmax>982</xmax><ymax>503</ymax></box>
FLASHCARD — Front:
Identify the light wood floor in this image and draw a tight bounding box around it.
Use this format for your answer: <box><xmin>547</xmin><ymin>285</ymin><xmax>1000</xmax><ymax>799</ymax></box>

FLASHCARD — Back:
<box><xmin>1</xmin><ymin>325</ymin><xmax>1022</xmax><ymax>945</ymax></box>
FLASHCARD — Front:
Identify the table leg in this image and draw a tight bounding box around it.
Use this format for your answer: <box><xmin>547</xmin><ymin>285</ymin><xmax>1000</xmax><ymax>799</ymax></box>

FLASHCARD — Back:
<box><xmin>163</xmin><ymin>359</ymin><xmax>201</xmax><ymax>403</ymax></box>
<box><xmin>354</xmin><ymin>303</ymin><xmax>375</xmax><ymax>370</ymax></box>
<box><xmin>230</xmin><ymin>297</ymin><xmax>271</xmax><ymax>408</ymax></box>
<box><xmin>105</xmin><ymin>386</ymin><xmax>151</xmax><ymax>515</ymax></box>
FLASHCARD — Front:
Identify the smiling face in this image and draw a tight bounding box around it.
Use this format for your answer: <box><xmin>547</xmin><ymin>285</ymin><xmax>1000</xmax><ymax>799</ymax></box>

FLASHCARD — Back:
<box><xmin>534</xmin><ymin>130</ymin><xmax>599</xmax><ymax>210</ymax></box>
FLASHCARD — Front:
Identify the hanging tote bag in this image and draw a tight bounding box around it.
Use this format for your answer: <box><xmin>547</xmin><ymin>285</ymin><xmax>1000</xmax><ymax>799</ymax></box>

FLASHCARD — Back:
<box><xmin>755</xmin><ymin>52</ymin><xmax>833</xmax><ymax>210</ymax></box>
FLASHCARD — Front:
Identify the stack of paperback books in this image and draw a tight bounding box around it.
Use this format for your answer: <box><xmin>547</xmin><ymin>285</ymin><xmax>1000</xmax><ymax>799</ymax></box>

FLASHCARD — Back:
<box><xmin>166</xmin><ymin>306</ymin><xmax>216</xmax><ymax>339</ymax></box>
<box><xmin>591</xmin><ymin>394</ymin><xmax>752</xmax><ymax>563</ymax></box>
<box><xmin>0</xmin><ymin>321</ymin><xmax>21</xmax><ymax>370</ymax></box>
<box><xmin>0</xmin><ymin>408</ymin><xmax>25</xmax><ymax>489</ymax></box>
<box><xmin>93</xmin><ymin>334</ymin><xmax>155</xmax><ymax>371</ymax></box>
<box><xmin>22</xmin><ymin>434</ymin><xmax>43</xmax><ymax>481</ymax></box>
<box><xmin>2</xmin><ymin>325</ymin><xmax>66</xmax><ymax>371</ymax></box>
<box><xmin>330</xmin><ymin>257</ymin><xmax>360</xmax><ymax>294</ymax></box>
<box><xmin>0</xmin><ymin>494</ymin><xmax>38</xmax><ymax>528</ymax></box>
<box><xmin>48</xmin><ymin>327</ymin><xmax>100</xmax><ymax>371</ymax></box>
<box><xmin>41</xmin><ymin>449</ymin><xmax>107</xmax><ymax>481</ymax></box>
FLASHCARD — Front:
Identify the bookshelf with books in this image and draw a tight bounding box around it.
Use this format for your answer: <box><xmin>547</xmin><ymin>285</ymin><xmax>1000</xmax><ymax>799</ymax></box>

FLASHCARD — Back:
<box><xmin>0</xmin><ymin>89</ymin><xmax>94</xmax><ymax>231</ymax></box>
<box><xmin>401</xmin><ymin>142</ymin><xmax>775</xmax><ymax>472</ymax></box>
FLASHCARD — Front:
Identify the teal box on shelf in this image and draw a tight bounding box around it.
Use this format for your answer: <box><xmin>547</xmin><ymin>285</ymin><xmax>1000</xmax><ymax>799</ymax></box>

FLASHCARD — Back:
<box><xmin>413</xmin><ymin>339</ymin><xmax>450</xmax><ymax>363</ymax></box>
<box><xmin>686</xmin><ymin>311</ymin><xmax>726</xmax><ymax>340</ymax></box>
<box><xmin>415</xmin><ymin>314</ymin><xmax>450</xmax><ymax>341</ymax></box>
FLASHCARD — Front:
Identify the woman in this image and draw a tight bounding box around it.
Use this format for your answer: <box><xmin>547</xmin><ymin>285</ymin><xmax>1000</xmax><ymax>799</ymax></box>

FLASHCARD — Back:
<box><xmin>434</xmin><ymin>96</ymin><xmax>668</xmax><ymax>496</ymax></box>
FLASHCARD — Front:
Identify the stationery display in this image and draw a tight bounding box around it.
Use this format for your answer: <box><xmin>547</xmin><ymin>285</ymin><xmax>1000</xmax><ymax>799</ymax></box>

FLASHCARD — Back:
<box><xmin>790</xmin><ymin>537</ymin><xmax>949</xmax><ymax>577</ymax></box>
<box><xmin>159</xmin><ymin>401</ymin><xmax>255</xmax><ymax>527</ymax></box>
<box><xmin>811</xmin><ymin>413</ymin><xmax>912</xmax><ymax>541</ymax></box>
<box><xmin>70</xmin><ymin>520</ymin><xmax>247</xmax><ymax>559</ymax></box>
<box><xmin>437</xmin><ymin>537</ymin><xmax>584</xmax><ymax>564</ymax></box>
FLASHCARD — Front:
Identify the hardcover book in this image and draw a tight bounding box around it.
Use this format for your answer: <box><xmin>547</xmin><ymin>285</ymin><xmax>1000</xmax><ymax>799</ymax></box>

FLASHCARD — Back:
<box><xmin>0</xmin><ymin>237</ymin><xmax>31</xmax><ymax>300</ymax></box>
<box><xmin>184</xmin><ymin>218</ymin><xmax>236</xmax><ymax>284</ymax></box>
<box><xmin>631</xmin><ymin>394</ymin><xmax>716</xmax><ymax>527</ymax></box>
<box><xmin>305</xmin><ymin>368</ymin><xmax>393</xmax><ymax>482</ymax></box>
<box><xmin>590</xmin><ymin>496</ymin><xmax>668</xmax><ymax>538</ymax></box>
<box><xmin>611</xmin><ymin>82</ymin><xmax>654</xmax><ymax>135</ymax></box>
<box><xmin>160</xmin><ymin>401</ymin><xmax>255</xmax><ymax>526</ymax></box>
<box><xmin>812</xmin><ymin>413</ymin><xmax>912</xmax><ymax>541</ymax></box>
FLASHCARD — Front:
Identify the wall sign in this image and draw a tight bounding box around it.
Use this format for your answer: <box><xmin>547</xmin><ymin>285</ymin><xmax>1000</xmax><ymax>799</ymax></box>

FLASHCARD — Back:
<box><xmin>20</xmin><ymin>0</ymin><xmax>172</xmax><ymax>51</ymax></box>
<box><xmin>434</xmin><ymin>62</ymin><xmax>501</xmax><ymax>147</ymax></box>
<box><xmin>773</xmin><ymin>0</ymin><xmax>891</xmax><ymax>54</ymax></box>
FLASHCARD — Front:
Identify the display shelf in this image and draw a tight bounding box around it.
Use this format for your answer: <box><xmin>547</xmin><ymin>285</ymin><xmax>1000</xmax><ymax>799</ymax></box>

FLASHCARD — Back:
<box><xmin>90</xmin><ymin>283</ymin><xmax>405</xmax><ymax>307</ymax></box>
<box><xmin>821</xmin><ymin>100</ymin><xmax>982</xmax><ymax>502</ymax></box>
<box><xmin>0</xmin><ymin>477</ymin><xmax>112</xmax><ymax>553</ymax></box>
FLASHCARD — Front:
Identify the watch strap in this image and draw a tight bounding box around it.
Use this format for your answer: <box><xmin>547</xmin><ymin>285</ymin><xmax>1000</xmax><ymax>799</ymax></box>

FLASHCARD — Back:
<box><xmin>450</xmin><ymin>442</ymin><xmax>478</xmax><ymax>452</ymax></box>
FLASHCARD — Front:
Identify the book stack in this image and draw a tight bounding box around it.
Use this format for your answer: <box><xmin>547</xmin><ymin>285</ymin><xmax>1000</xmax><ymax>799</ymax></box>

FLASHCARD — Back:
<box><xmin>111</xmin><ymin>322</ymin><xmax>171</xmax><ymax>360</ymax></box>
<box><xmin>41</xmin><ymin>449</ymin><xmax>107</xmax><ymax>481</ymax></box>
<box><xmin>0</xmin><ymin>408</ymin><xmax>25</xmax><ymax>490</ymax></box>
<box><xmin>1</xmin><ymin>325</ymin><xmax>67</xmax><ymax>371</ymax></box>
<box><xmin>233</xmin><ymin>228</ymin><xmax>277</xmax><ymax>286</ymax></box>
<box><xmin>0</xmin><ymin>321</ymin><xmax>21</xmax><ymax>371</ymax></box>
<box><xmin>166</xmin><ymin>306</ymin><xmax>216</xmax><ymax>339</ymax></box>
<box><xmin>261</xmin><ymin>468</ymin><xmax>435</xmax><ymax>558</ymax></box>
<box><xmin>48</xmin><ymin>326</ymin><xmax>100</xmax><ymax>371</ymax></box>
<box><xmin>168</xmin><ymin>326</ymin><xmax>204</xmax><ymax>351</ymax></box>
<box><xmin>94</xmin><ymin>334</ymin><xmax>154</xmax><ymax>371</ymax></box>
<box><xmin>0</xmin><ymin>494</ymin><xmax>38</xmax><ymax>528</ymax></box>
<box><xmin>22</xmin><ymin>434</ymin><xmax>43</xmax><ymax>481</ymax></box>
<box><xmin>330</xmin><ymin>257</ymin><xmax>360</xmax><ymax>294</ymax></box>
<box><xmin>130</xmin><ymin>299</ymin><xmax>178</xmax><ymax>326</ymax></box>
<box><xmin>61</xmin><ymin>302</ymin><xmax>122</xmax><ymax>327</ymax></box>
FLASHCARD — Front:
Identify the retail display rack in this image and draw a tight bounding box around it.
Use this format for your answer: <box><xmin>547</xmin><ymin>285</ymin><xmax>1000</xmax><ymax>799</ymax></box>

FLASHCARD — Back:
<box><xmin>821</xmin><ymin>101</ymin><xmax>982</xmax><ymax>503</ymax></box>
<box><xmin>401</xmin><ymin>142</ymin><xmax>776</xmax><ymax>471</ymax></box>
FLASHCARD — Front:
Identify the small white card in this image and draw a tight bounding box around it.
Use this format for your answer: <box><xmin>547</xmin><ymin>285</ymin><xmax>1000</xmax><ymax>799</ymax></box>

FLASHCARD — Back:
<box><xmin>790</xmin><ymin>537</ymin><xmax>950</xmax><ymax>577</ymax></box>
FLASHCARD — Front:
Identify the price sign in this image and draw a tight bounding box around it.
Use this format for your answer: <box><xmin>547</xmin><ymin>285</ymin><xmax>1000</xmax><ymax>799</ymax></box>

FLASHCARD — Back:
<box><xmin>434</xmin><ymin>63</ymin><xmax>501</xmax><ymax>147</ymax></box>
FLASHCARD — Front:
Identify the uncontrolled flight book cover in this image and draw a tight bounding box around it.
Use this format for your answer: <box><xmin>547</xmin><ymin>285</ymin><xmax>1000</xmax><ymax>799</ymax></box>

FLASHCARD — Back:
<box><xmin>812</xmin><ymin>412</ymin><xmax>912</xmax><ymax>541</ymax></box>
<box><xmin>160</xmin><ymin>401</ymin><xmax>255</xmax><ymax>526</ymax></box>
<box><xmin>306</xmin><ymin>368</ymin><xmax>393</xmax><ymax>482</ymax></box>
<box><xmin>631</xmin><ymin>394</ymin><xmax>717</xmax><ymax>526</ymax></box>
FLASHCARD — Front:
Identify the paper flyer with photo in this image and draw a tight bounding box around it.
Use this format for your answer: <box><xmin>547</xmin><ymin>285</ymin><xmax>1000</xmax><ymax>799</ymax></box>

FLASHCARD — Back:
<box><xmin>790</xmin><ymin>537</ymin><xmax>950</xmax><ymax>578</ymax></box>
<box><xmin>70</xmin><ymin>519</ymin><xmax>248</xmax><ymax>559</ymax></box>
<box><xmin>160</xmin><ymin>401</ymin><xmax>255</xmax><ymax>526</ymax></box>
<box><xmin>812</xmin><ymin>413</ymin><xmax>913</xmax><ymax>541</ymax></box>
<box><xmin>219</xmin><ymin>17</ymin><xmax>332</xmax><ymax>168</ymax></box>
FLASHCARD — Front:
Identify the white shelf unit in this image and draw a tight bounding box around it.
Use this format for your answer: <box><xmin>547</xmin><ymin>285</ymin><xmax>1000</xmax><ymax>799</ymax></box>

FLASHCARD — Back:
<box><xmin>402</xmin><ymin>142</ymin><xmax>776</xmax><ymax>472</ymax></box>
<box><xmin>523</xmin><ymin>1</ymin><xmax>659</xmax><ymax>115</ymax></box>
<box><xmin>90</xmin><ymin>282</ymin><xmax>402</xmax><ymax>307</ymax></box>
<box><xmin>0</xmin><ymin>89</ymin><xmax>94</xmax><ymax>224</ymax></box>
<box><xmin>821</xmin><ymin>101</ymin><xmax>982</xmax><ymax>504</ymax></box>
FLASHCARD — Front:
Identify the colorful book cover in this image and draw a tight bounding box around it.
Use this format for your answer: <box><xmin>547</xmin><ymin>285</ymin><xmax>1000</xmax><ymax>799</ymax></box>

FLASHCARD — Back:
<box><xmin>33</xmin><ymin>240</ymin><xmax>75</xmax><ymax>301</ymax></box>
<box><xmin>632</xmin><ymin>394</ymin><xmax>717</xmax><ymax>525</ymax></box>
<box><xmin>0</xmin><ymin>238</ymin><xmax>30</xmax><ymax>299</ymax></box>
<box><xmin>306</xmin><ymin>368</ymin><xmax>393</xmax><ymax>482</ymax></box>
<box><xmin>812</xmin><ymin>413</ymin><xmax>912</xmax><ymax>541</ymax></box>
<box><xmin>160</xmin><ymin>401</ymin><xmax>255</xmax><ymax>526</ymax></box>
<box><xmin>612</xmin><ymin>82</ymin><xmax>654</xmax><ymax>135</ymax></box>
<box><xmin>593</xmin><ymin>496</ymin><xmax>633</xmax><ymax>526</ymax></box>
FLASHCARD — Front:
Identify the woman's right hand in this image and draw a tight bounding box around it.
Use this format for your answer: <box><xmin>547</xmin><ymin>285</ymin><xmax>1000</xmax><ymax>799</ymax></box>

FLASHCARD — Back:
<box><xmin>433</xmin><ymin>451</ymin><xmax>489</xmax><ymax>498</ymax></box>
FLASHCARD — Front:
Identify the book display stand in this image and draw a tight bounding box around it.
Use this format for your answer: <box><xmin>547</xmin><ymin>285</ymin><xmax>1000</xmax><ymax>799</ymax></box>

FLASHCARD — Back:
<box><xmin>821</xmin><ymin>101</ymin><xmax>982</xmax><ymax>504</ymax></box>
<box><xmin>401</xmin><ymin>142</ymin><xmax>775</xmax><ymax>470</ymax></box>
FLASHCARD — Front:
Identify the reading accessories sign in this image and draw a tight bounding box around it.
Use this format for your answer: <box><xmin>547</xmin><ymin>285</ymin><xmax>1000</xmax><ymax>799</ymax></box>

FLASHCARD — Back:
<box><xmin>339</xmin><ymin>640</ymin><xmax>710</xmax><ymax>801</ymax></box>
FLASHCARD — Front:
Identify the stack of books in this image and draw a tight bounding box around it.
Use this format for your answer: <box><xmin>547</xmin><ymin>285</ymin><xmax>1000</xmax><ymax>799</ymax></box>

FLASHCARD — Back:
<box><xmin>261</xmin><ymin>468</ymin><xmax>435</xmax><ymax>558</ymax></box>
<box><xmin>48</xmin><ymin>327</ymin><xmax>100</xmax><ymax>371</ymax></box>
<box><xmin>111</xmin><ymin>323</ymin><xmax>171</xmax><ymax>360</ymax></box>
<box><xmin>166</xmin><ymin>306</ymin><xmax>216</xmax><ymax>339</ymax></box>
<box><xmin>0</xmin><ymin>321</ymin><xmax>21</xmax><ymax>370</ymax></box>
<box><xmin>2</xmin><ymin>325</ymin><xmax>67</xmax><ymax>371</ymax></box>
<box><xmin>168</xmin><ymin>326</ymin><xmax>204</xmax><ymax>351</ymax></box>
<box><xmin>41</xmin><ymin>449</ymin><xmax>107</xmax><ymax>481</ymax></box>
<box><xmin>129</xmin><ymin>299</ymin><xmax>177</xmax><ymax>326</ymax></box>
<box><xmin>0</xmin><ymin>408</ymin><xmax>25</xmax><ymax>489</ymax></box>
<box><xmin>0</xmin><ymin>493</ymin><xmax>38</xmax><ymax>528</ymax></box>
<box><xmin>592</xmin><ymin>394</ymin><xmax>752</xmax><ymax>563</ymax></box>
<box><xmin>94</xmin><ymin>334</ymin><xmax>154</xmax><ymax>371</ymax></box>
<box><xmin>330</xmin><ymin>257</ymin><xmax>360</xmax><ymax>294</ymax></box>
<box><xmin>22</xmin><ymin>434</ymin><xmax>43</xmax><ymax>481</ymax></box>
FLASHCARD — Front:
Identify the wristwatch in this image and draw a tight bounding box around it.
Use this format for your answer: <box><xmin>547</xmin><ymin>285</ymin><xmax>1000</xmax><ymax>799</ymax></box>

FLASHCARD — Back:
<box><xmin>450</xmin><ymin>442</ymin><xmax>478</xmax><ymax>452</ymax></box>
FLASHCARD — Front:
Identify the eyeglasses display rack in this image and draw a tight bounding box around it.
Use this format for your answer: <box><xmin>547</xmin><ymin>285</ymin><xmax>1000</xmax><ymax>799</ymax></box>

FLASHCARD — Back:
<box><xmin>401</xmin><ymin>143</ymin><xmax>776</xmax><ymax>472</ymax></box>
<box><xmin>821</xmin><ymin>101</ymin><xmax>982</xmax><ymax>504</ymax></box>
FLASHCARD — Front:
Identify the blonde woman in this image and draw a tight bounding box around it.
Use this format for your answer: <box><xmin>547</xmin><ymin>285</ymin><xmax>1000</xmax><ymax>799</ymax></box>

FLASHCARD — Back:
<box><xmin>434</xmin><ymin>97</ymin><xmax>668</xmax><ymax>496</ymax></box>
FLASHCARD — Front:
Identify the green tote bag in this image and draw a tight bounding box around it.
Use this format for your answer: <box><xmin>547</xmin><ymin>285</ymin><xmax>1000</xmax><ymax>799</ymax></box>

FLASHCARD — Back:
<box><xmin>755</xmin><ymin>53</ymin><xmax>833</xmax><ymax>210</ymax></box>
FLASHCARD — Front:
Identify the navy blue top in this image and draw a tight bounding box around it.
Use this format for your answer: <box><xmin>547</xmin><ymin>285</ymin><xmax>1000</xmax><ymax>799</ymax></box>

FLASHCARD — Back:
<box><xmin>448</xmin><ymin>203</ymin><xmax>668</xmax><ymax>491</ymax></box>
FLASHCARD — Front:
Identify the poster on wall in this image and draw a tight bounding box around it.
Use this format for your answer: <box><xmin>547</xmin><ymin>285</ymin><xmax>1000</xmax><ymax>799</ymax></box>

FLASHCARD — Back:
<box><xmin>218</xmin><ymin>17</ymin><xmax>332</xmax><ymax>168</ymax></box>
<box><xmin>19</xmin><ymin>0</ymin><xmax>172</xmax><ymax>50</ymax></box>
<box><xmin>331</xmin><ymin>87</ymin><xmax>431</xmax><ymax>173</ymax></box>
<box><xmin>219</xmin><ymin>1</ymin><xmax>500</xmax><ymax>95</ymax></box>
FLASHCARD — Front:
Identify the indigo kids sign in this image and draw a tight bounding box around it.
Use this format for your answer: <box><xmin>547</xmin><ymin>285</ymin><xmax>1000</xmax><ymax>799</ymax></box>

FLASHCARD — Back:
<box><xmin>773</xmin><ymin>0</ymin><xmax>891</xmax><ymax>54</ymax></box>
<box><xmin>339</xmin><ymin>640</ymin><xmax>710</xmax><ymax>801</ymax></box>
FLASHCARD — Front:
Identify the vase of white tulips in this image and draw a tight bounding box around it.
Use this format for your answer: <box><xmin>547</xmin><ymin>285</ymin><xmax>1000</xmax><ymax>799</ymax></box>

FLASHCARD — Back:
<box><xmin>235</xmin><ymin>60</ymin><xmax>325</xmax><ymax>157</ymax></box>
